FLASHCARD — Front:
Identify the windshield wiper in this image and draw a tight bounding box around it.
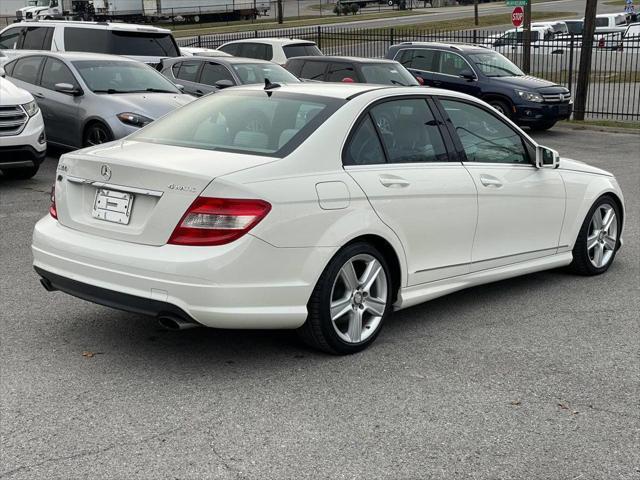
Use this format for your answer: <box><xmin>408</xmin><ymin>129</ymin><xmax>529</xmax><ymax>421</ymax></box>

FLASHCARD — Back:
<box><xmin>143</xmin><ymin>88</ymin><xmax>177</xmax><ymax>93</ymax></box>
<box><xmin>92</xmin><ymin>89</ymin><xmax>132</xmax><ymax>94</ymax></box>
<box><xmin>389</xmin><ymin>80</ymin><xmax>407</xmax><ymax>86</ymax></box>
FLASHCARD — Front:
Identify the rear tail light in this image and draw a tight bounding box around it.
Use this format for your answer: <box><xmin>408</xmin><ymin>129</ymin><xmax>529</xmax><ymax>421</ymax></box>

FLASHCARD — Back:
<box><xmin>598</xmin><ymin>37</ymin><xmax>605</xmax><ymax>48</ymax></box>
<box><xmin>168</xmin><ymin>197</ymin><xmax>271</xmax><ymax>246</ymax></box>
<box><xmin>49</xmin><ymin>185</ymin><xmax>57</xmax><ymax>219</ymax></box>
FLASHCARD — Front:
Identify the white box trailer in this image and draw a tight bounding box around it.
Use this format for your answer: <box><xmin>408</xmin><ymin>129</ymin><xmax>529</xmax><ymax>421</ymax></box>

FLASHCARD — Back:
<box><xmin>143</xmin><ymin>0</ymin><xmax>270</xmax><ymax>21</ymax></box>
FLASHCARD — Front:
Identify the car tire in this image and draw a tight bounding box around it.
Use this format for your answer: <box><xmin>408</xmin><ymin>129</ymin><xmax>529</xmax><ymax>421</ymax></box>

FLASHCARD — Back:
<box><xmin>487</xmin><ymin>99</ymin><xmax>511</xmax><ymax>118</ymax></box>
<box><xmin>530</xmin><ymin>120</ymin><xmax>557</xmax><ymax>131</ymax></box>
<box><xmin>569</xmin><ymin>195</ymin><xmax>621</xmax><ymax>276</ymax></box>
<box><xmin>83</xmin><ymin>122</ymin><xmax>113</xmax><ymax>147</ymax></box>
<box><xmin>297</xmin><ymin>242</ymin><xmax>393</xmax><ymax>355</ymax></box>
<box><xmin>2</xmin><ymin>164</ymin><xmax>40</xmax><ymax>180</ymax></box>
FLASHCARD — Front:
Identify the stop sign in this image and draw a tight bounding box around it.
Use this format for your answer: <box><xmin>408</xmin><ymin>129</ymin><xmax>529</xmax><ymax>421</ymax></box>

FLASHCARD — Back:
<box><xmin>512</xmin><ymin>6</ymin><xmax>524</xmax><ymax>28</ymax></box>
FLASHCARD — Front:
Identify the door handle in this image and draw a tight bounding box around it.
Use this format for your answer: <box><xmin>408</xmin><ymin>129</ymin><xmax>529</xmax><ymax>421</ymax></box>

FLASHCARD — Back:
<box><xmin>379</xmin><ymin>175</ymin><xmax>410</xmax><ymax>188</ymax></box>
<box><xmin>195</xmin><ymin>90</ymin><xmax>204</xmax><ymax>96</ymax></box>
<box><xmin>33</xmin><ymin>92</ymin><xmax>44</xmax><ymax>98</ymax></box>
<box><xmin>480</xmin><ymin>175</ymin><xmax>503</xmax><ymax>188</ymax></box>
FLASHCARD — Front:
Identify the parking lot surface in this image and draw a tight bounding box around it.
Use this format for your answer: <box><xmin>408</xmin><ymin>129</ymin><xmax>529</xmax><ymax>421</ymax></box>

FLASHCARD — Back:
<box><xmin>1</xmin><ymin>128</ymin><xmax>639</xmax><ymax>479</ymax></box>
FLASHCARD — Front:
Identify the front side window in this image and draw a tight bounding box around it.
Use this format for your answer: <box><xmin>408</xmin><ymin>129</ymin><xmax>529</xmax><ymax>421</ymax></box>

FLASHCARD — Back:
<box><xmin>72</xmin><ymin>60</ymin><xmax>179</xmax><ymax>94</ymax></box>
<box><xmin>22</xmin><ymin>26</ymin><xmax>53</xmax><ymax>50</ymax></box>
<box><xmin>41</xmin><ymin>58</ymin><xmax>78</xmax><ymax>90</ymax></box>
<box><xmin>176</xmin><ymin>61</ymin><xmax>201</xmax><ymax>82</ymax></box>
<box><xmin>200</xmin><ymin>62</ymin><xmax>234</xmax><ymax>86</ymax></box>
<box><xmin>0</xmin><ymin>27</ymin><xmax>24</xmax><ymax>49</ymax></box>
<box><xmin>11</xmin><ymin>56</ymin><xmax>44</xmax><ymax>85</ymax></box>
<box><xmin>440</xmin><ymin>99</ymin><xmax>530</xmax><ymax>164</ymax></box>
<box><xmin>238</xmin><ymin>43</ymin><xmax>273</xmax><ymax>61</ymax></box>
<box><xmin>468</xmin><ymin>51</ymin><xmax>523</xmax><ymax>77</ymax></box>
<box><xmin>359</xmin><ymin>63</ymin><xmax>418</xmax><ymax>86</ymax></box>
<box><xmin>370</xmin><ymin>99</ymin><xmax>449</xmax><ymax>164</ymax></box>
<box><xmin>326</xmin><ymin>63</ymin><xmax>356</xmax><ymax>82</ymax></box>
<box><xmin>397</xmin><ymin>49</ymin><xmax>437</xmax><ymax>72</ymax></box>
<box><xmin>282</xmin><ymin>43</ymin><xmax>322</xmax><ymax>58</ymax></box>
<box><xmin>232</xmin><ymin>63</ymin><xmax>298</xmax><ymax>84</ymax></box>
<box><xmin>131</xmin><ymin>91</ymin><xmax>344</xmax><ymax>157</ymax></box>
<box><xmin>343</xmin><ymin>116</ymin><xmax>386</xmax><ymax>166</ymax></box>
<box><xmin>436</xmin><ymin>52</ymin><xmax>471</xmax><ymax>77</ymax></box>
<box><xmin>299</xmin><ymin>61</ymin><xmax>327</xmax><ymax>80</ymax></box>
<box><xmin>218</xmin><ymin>43</ymin><xmax>240</xmax><ymax>56</ymax></box>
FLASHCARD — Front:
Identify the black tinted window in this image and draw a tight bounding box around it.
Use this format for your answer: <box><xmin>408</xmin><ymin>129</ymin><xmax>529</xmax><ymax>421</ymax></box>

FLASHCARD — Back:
<box><xmin>370</xmin><ymin>99</ymin><xmax>448</xmax><ymax>163</ymax></box>
<box><xmin>200</xmin><ymin>62</ymin><xmax>234</xmax><ymax>85</ymax></box>
<box><xmin>41</xmin><ymin>58</ymin><xmax>77</xmax><ymax>90</ymax></box>
<box><xmin>441</xmin><ymin>99</ymin><xmax>529</xmax><ymax>164</ymax></box>
<box><xmin>238</xmin><ymin>43</ymin><xmax>273</xmax><ymax>61</ymax></box>
<box><xmin>3</xmin><ymin>60</ymin><xmax>16</xmax><ymax>76</ymax></box>
<box><xmin>283</xmin><ymin>43</ymin><xmax>322</xmax><ymax>58</ymax></box>
<box><xmin>326</xmin><ymin>63</ymin><xmax>356</xmax><ymax>82</ymax></box>
<box><xmin>299</xmin><ymin>60</ymin><xmax>327</xmax><ymax>80</ymax></box>
<box><xmin>64</xmin><ymin>28</ymin><xmax>179</xmax><ymax>56</ymax></box>
<box><xmin>22</xmin><ymin>27</ymin><xmax>53</xmax><ymax>50</ymax></box>
<box><xmin>218</xmin><ymin>43</ymin><xmax>240</xmax><ymax>56</ymax></box>
<box><xmin>436</xmin><ymin>52</ymin><xmax>470</xmax><ymax>76</ymax></box>
<box><xmin>0</xmin><ymin>27</ymin><xmax>23</xmax><ymax>49</ymax></box>
<box><xmin>176</xmin><ymin>61</ymin><xmax>201</xmax><ymax>81</ymax></box>
<box><xmin>344</xmin><ymin>116</ymin><xmax>386</xmax><ymax>166</ymax></box>
<box><xmin>398</xmin><ymin>49</ymin><xmax>437</xmax><ymax>71</ymax></box>
<box><xmin>11</xmin><ymin>56</ymin><xmax>43</xmax><ymax>84</ymax></box>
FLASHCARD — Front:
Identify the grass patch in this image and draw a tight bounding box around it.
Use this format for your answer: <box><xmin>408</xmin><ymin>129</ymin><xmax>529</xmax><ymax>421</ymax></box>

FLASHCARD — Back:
<box><xmin>561</xmin><ymin>119</ymin><xmax>640</xmax><ymax>129</ymax></box>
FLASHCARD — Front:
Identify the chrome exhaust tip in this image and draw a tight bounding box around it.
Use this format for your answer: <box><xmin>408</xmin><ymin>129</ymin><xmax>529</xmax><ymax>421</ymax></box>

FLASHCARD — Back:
<box><xmin>158</xmin><ymin>315</ymin><xmax>200</xmax><ymax>331</ymax></box>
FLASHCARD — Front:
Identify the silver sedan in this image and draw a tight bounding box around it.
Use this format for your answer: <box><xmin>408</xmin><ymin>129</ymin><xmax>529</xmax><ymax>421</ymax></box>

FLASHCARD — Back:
<box><xmin>2</xmin><ymin>52</ymin><xmax>195</xmax><ymax>148</ymax></box>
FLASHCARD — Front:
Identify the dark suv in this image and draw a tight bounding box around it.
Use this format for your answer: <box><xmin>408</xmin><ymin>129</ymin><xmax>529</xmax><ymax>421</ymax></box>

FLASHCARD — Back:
<box><xmin>386</xmin><ymin>42</ymin><xmax>571</xmax><ymax>130</ymax></box>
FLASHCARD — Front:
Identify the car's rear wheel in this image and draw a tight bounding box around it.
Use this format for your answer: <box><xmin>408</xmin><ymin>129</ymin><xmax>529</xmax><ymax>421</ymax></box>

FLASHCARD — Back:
<box><xmin>569</xmin><ymin>195</ymin><xmax>621</xmax><ymax>275</ymax></box>
<box><xmin>1</xmin><ymin>165</ymin><xmax>40</xmax><ymax>180</ymax></box>
<box><xmin>83</xmin><ymin>122</ymin><xmax>113</xmax><ymax>147</ymax></box>
<box><xmin>298</xmin><ymin>242</ymin><xmax>392</xmax><ymax>354</ymax></box>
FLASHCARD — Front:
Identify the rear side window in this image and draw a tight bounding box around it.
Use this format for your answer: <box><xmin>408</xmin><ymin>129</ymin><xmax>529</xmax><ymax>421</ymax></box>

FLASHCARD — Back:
<box><xmin>218</xmin><ymin>43</ymin><xmax>240</xmax><ymax>56</ymax></box>
<box><xmin>397</xmin><ymin>49</ymin><xmax>437</xmax><ymax>72</ymax></box>
<box><xmin>176</xmin><ymin>61</ymin><xmax>201</xmax><ymax>82</ymax></box>
<box><xmin>343</xmin><ymin>116</ymin><xmax>386</xmax><ymax>166</ymax></box>
<box><xmin>283</xmin><ymin>43</ymin><xmax>322</xmax><ymax>58</ymax></box>
<box><xmin>238</xmin><ymin>43</ymin><xmax>273</xmax><ymax>61</ymax></box>
<box><xmin>11</xmin><ymin>56</ymin><xmax>43</xmax><ymax>85</ymax></box>
<box><xmin>64</xmin><ymin>28</ymin><xmax>179</xmax><ymax>56</ymax></box>
<box><xmin>326</xmin><ymin>63</ymin><xmax>356</xmax><ymax>82</ymax></box>
<box><xmin>300</xmin><ymin>60</ymin><xmax>327</xmax><ymax>80</ymax></box>
<box><xmin>22</xmin><ymin>26</ymin><xmax>53</xmax><ymax>50</ymax></box>
<box><xmin>40</xmin><ymin>58</ymin><xmax>78</xmax><ymax>90</ymax></box>
<box><xmin>0</xmin><ymin>27</ymin><xmax>24</xmax><ymax>49</ymax></box>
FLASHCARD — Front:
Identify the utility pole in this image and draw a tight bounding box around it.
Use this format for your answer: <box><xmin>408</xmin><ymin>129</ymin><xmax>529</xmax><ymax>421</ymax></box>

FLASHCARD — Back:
<box><xmin>277</xmin><ymin>0</ymin><xmax>284</xmax><ymax>23</ymax></box>
<box><xmin>574</xmin><ymin>0</ymin><xmax>598</xmax><ymax>121</ymax></box>
<box><xmin>473</xmin><ymin>0</ymin><xmax>479</xmax><ymax>43</ymax></box>
<box><xmin>522</xmin><ymin>0</ymin><xmax>532</xmax><ymax>74</ymax></box>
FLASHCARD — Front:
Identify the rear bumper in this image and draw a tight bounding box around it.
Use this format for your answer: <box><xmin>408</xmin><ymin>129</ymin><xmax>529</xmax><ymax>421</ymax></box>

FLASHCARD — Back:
<box><xmin>514</xmin><ymin>102</ymin><xmax>572</xmax><ymax>124</ymax></box>
<box><xmin>32</xmin><ymin>216</ymin><xmax>335</xmax><ymax>329</ymax></box>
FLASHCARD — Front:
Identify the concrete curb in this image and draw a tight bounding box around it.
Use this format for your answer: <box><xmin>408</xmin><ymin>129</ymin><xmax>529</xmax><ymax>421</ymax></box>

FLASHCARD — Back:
<box><xmin>556</xmin><ymin>123</ymin><xmax>640</xmax><ymax>135</ymax></box>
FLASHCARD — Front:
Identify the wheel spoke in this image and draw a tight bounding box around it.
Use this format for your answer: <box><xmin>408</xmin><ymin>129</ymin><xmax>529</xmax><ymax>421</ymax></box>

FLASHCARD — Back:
<box><xmin>592</xmin><ymin>208</ymin><xmax>604</xmax><ymax>229</ymax></box>
<box><xmin>331</xmin><ymin>296</ymin><xmax>352</xmax><ymax>321</ymax></box>
<box><xmin>603</xmin><ymin>235</ymin><xmax>616</xmax><ymax>251</ymax></box>
<box><xmin>364</xmin><ymin>296</ymin><xmax>386</xmax><ymax>317</ymax></box>
<box><xmin>361</xmin><ymin>259</ymin><xmax>382</xmax><ymax>293</ymax></box>
<box><xmin>340</xmin><ymin>262</ymin><xmax>359</xmax><ymax>291</ymax></box>
<box><xmin>593</xmin><ymin>243</ymin><xmax>604</xmax><ymax>267</ymax></box>
<box><xmin>586</xmin><ymin>233</ymin><xmax>599</xmax><ymax>250</ymax></box>
<box><xmin>602</xmin><ymin>209</ymin><xmax>615</xmax><ymax>232</ymax></box>
<box><xmin>347</xmin><ymin>309</ymin><xmax>363</xmax><ymax>343</ymax></box>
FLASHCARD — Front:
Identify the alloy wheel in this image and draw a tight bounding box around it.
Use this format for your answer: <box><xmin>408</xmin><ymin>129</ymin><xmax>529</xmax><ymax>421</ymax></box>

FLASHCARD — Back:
<box><xmin>86</xmin><ymin>126</ymin><xmax>109</xmax><ymax>146</ymax></box>
<box><xmin>329</xmin><ymin>254</ymin><xmax>388</xmax><ymax>344</ymax></box>
<box><xmin>587</xmin><ymin>203</ymin><xmax>617</xmax><ymax>268</ymax></box>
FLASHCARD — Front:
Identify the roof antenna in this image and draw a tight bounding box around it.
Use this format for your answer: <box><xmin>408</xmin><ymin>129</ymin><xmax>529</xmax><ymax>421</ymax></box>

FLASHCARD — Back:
<box><xmin>264</xmin><ymin>78</ymin><xmax>281</xmax><ymax>97</ymax></box>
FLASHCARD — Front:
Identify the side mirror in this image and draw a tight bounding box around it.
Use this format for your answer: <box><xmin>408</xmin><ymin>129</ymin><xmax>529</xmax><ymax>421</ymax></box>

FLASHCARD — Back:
<box><xmin>536</xmin><ymin>145</ymin><xmax>560</xmax><ymax>169</ymax></box>
<box><xmin>459</xmin><ymin>69</ymin><xmax>476</xmax><ymax>81</ymax></box>
<box><xmin>175</xmin><ymin>84</ymin><xmax>185</xmax><ymax>92</ymax></box>
<box><xmin>0</xmin><ymin>66</ymin><xmax>5</xmax><ymax>78</ymax></box>
<box><xmin>54</xmin><ymin>83</ymin><xmax>81</xmax><ymax>96</ymax></box>
<box><xmin>215</xmin><ymin>79</ymin><xmax>234</xmax><ymax>89</ymax></box>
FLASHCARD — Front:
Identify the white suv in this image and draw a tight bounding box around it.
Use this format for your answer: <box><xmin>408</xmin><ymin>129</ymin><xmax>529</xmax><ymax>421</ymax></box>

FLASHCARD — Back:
<box><xmin>0</xmin><ymin>75</ymin><xmax>46</xmax><ymax>179</ymax></box>
<box><xmin>218</xmin><ymin>38</ymin><xmax>322</xmax><ymax>65</ymax></box>
<box><xmin>0</xmin><ymin>21</ymin><xmax>180</xmax><ymax>67</ymax></box>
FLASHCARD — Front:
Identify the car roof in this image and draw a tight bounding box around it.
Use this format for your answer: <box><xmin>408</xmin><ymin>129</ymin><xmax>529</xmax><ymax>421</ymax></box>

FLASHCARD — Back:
<box><xmin>221</xmin><ymin>37</ymin><xmax>316</xmax><ymax>46</ymax></box>
<box><xmin>288</xmin><ymin>56</ymin><xmax>398</xmax><ymax>64</ymax></box>
<box><xmin>8</xmin><ymin>51</ymin><xmax>138</xmax><ymax>63</ymax></box>
<box><xmin>390</xmin><ymin>42</ymin><xmax>489</xmax><ymax>52</ymax></box>
<box><xmin>164</xmin><ymin>56</ymin><xmax>275</xmax><ymax>65</ymax></box>
<box><xmin>5</xmin><ymin>20</ymin><xmax>171</xmax><ymax>34</ymax></box>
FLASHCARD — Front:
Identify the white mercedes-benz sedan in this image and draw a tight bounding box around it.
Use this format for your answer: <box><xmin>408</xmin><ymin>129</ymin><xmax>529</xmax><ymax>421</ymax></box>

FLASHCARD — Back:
<box><xmin>32</xmin><ymin>83</ymin><xmax>625</xmax><ymax>354</ymax></box>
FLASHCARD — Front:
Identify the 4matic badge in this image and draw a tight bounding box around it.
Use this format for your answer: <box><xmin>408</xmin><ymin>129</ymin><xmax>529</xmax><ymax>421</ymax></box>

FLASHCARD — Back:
<box><xmin>168</xmin><ymin>184</ymin><xmax>197</xmax><ymax>193</ymax></box>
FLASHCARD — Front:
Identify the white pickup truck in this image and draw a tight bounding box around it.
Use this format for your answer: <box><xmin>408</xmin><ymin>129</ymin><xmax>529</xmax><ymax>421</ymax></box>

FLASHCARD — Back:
<box><xmin>597</xmin><ymin>22</ymin><xmax>640</xmax><ymax>50</ymax></box>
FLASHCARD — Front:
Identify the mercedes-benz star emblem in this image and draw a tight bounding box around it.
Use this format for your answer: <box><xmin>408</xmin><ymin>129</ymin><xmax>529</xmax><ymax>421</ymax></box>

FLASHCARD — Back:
<box><xmin>100</xmin><ymin>164</ymin><xmax>111</xmax><ymax>181</ymax></box>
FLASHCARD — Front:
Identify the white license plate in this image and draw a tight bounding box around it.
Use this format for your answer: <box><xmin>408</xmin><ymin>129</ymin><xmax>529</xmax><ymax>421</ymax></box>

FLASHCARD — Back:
<box><xmin>92</xmin><ymin>188</ymin><xmax>133</xmax><ymax>225</ymax></box>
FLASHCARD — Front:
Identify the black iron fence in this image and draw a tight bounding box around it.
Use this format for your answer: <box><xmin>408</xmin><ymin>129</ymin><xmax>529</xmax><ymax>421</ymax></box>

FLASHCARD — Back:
<box><xmin>179</xmin><ymin>27</ymin><xmax>640</xmax><ymax>121</ymax></box>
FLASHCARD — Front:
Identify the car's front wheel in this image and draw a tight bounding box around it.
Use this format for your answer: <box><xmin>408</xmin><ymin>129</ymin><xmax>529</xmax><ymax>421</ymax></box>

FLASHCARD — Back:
<box><xmin>83</xmin><ymin>122</ymin><xmax>113</xmax><ymax>147</ymax></box>
<box><xmin>298</xmin><ymin>242</ymin><xmax>393</xmax><ymax>354</ymax></box>
<box><xmin>569</xmin><ymin>195</ymin><xmax>621</xmax><ymax>275</ymax></box>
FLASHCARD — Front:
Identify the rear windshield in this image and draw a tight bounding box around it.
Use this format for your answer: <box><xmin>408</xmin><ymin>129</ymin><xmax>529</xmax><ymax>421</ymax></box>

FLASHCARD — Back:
<box><xmin>359</xmin><ymin>63</ymin><xmax>419</xmax><ymax>86</ymax></box>
<box><xmin>283</xmin><ymin>43</ymin><xmax>322</xmax><ymax>59</ymax></box>
<box><xmin>132</xmin><ymin>91</ymin><xmax>344</xmax><ymax>157</ymax></box>
<box><xmin>64</xmin><ymin>28</ymin><xmax>179</xmax><ymax>57</ymax></box>
<box><xmin>232</xmin><ymin>63</ymin><xmax>300</xmax><ymax>84</ymax></box>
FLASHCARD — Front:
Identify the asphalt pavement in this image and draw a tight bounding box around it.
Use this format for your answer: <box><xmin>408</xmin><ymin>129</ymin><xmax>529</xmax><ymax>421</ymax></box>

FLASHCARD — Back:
<box><xmin>0</xmin><ymin>128</ymin><xmax>639</xmax><ymax>479</ymax></box>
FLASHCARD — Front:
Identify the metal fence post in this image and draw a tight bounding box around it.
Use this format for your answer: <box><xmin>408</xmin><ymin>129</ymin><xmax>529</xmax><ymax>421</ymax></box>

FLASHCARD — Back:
<box><xmin>567</xmin><ymin>34</ymin><xmax>575</xmax><ymax>94</ymax></box>
<box><xmin>389</xmin><ymin>28</ymin><xmax>394</xmax><ymax>49</ymax></box>
<box><xmin>317</xmin><ymin>25</ymin><xmax>322</xmax><ymax>50</ymax></box>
